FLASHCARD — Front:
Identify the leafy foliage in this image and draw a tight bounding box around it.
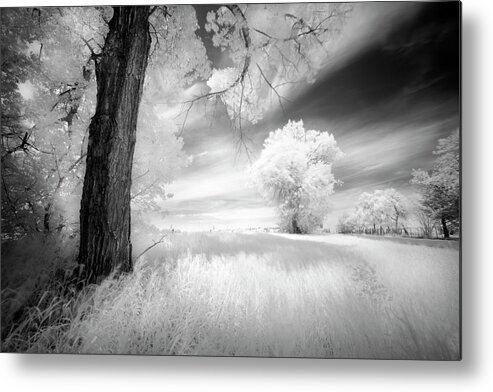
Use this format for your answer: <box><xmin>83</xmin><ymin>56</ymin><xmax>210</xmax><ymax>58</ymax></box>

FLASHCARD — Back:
<box><xmin>1</xmin><ymin>8</ymin><xmax>104</xmax><ymax>236</ymax></box>
<box><xmin>145</xmin><ymin>5</ymin><xmax>211</xmax><ymax>103</ymax></box>
<box><xmin>203</xmin><ymin>4</ymin><xmax>350</xmax><ymax>130</ymax></box>
<box><xmin>336</xmin><ymin>211</ymin><xmax>359</xmax><ymax>234</ymax></box>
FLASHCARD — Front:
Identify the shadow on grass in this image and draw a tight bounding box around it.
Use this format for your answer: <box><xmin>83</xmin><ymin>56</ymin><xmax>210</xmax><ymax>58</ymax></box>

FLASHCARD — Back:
<box><xmin>151</xmin><ymin>232</ymin><xmax>364</xmax><ymax>273</ymax></box>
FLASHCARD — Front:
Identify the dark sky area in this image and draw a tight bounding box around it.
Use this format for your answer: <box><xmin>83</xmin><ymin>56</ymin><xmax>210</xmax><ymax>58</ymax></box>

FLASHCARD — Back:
<box><xmin>162</xmin><ymin>2</ymin><xmax>460</xmax><ymax>231</ymax></box>
<box><xmin>290</xmin><ymin>1</ymin><xmax>460</xmax><ymax>190</ymax></box>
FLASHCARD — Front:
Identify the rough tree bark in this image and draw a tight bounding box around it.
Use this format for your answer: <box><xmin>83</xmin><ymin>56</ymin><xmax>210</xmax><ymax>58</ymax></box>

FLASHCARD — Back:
<box><xmin>79</xmin><ymin>6</ymin><xmax>151</xmax><ymax>281</ymax></box>
<box><xmin>441</xmin><ymin>216</ymin><xmax>450</xmax><ymax>239</ymax></box>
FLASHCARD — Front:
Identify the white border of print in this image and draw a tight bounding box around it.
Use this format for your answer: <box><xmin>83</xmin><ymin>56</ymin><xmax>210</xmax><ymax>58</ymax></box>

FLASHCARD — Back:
<box><xmin>1</xmin><ymin>1</ymin><xmax>491</xmax><ymax>392</ymax></box>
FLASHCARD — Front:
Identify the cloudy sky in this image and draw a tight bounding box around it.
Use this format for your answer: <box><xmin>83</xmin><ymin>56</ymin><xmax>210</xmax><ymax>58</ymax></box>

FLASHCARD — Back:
<box><xmin>158</xmin><ymin>1</ymin><xmax>460</xmax><ymax>232</ymax></box>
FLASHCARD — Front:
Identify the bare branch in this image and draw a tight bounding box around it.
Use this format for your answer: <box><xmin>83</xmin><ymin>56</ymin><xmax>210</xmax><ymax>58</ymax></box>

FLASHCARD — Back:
<box><xmin>237</xmin><ymin>79</ymin><xmax>245</xmax><ymax>132</ymax></box>
<box><xmin>1</xmin><ymin>130</ymin><xmax>36</xmax><ymax>161</ymax></box>
<box><xmin>80</xmin><ymin>35</ymin><xmax>98</xmax><ymax>57</ymax></box>
<box><xmin>234</xmin><ymin>133</ymin><xmax>253</xmax><ymax>165</ymax></box>
<box><xmin>131</xmin><ymin>181</ymin><xmax>157</xmax><ymax>201</ymax></box>
<box><xmin>256</xmin><ymin>63</ymin><xmax>290</xmax><ymax>116</ymax></box>
<box><xmin>66</xmin><ymin>153</ymin><xmax>87</xmax><ymax>173</ymax></box>
<box><xmin>133</xmin><ymin>168</ymin><xmax>150</xmax><ymax>181</ymax></box>
<box><xmin>51</xmin><ymin>143</ymin><xmax>62</xmax><ymax>182</ymax></box>
<box><xmin>135</xmin><ymin>234</ymin><xmax>168</xmax><ymax>261</ymax></box>
<box><xmin>149</xmin><ymin>6</ymin><xmax>158</xmax><ymax>17</ymax></box>
<box><xmin>148</xmin><ymin>20</ymin><xmax>160</xmax><ymax>58</ymax></box>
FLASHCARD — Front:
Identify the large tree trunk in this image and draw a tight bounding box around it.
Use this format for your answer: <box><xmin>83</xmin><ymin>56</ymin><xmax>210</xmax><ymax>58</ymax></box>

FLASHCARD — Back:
<box><xmin>441</xmin><ymin>216</ymin><xmax>450</xmax><ymax>239</ymax></box>
<box><xmin>291</xmin><ymin>215</ymin><xmax>302</xmax><ymax>234</ymax></box>
<box><xmin>79</xmin><ymin>6</ymin><xmax>151</xmax><ymax>282</ymax></box>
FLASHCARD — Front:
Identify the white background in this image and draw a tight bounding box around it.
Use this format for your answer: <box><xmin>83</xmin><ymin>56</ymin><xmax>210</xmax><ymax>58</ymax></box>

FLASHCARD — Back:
<box><xmin>1</xmin><ymin>0</ymin><xmax>491</xmax><ymax>391</ymax></box>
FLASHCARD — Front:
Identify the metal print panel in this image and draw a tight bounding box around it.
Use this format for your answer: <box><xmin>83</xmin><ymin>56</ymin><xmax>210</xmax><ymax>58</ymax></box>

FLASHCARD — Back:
<box><xmin>1</xmin><ymin>2</ymin><xmax>461</xmax><ymax>359</ymax></box>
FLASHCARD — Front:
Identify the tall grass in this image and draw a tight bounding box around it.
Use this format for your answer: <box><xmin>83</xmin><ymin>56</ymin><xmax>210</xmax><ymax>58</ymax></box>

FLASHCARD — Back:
<box><xmin>2</xmin><ymin>232</ymin><xmax>459</xmax><ymax>359</ymax></box>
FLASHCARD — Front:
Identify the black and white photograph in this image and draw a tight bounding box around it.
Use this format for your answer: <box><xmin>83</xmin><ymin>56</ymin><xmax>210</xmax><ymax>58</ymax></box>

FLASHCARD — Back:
<box><xmin>1</xmin><ymin>1</ymin><xmax>460</xmax><ymax>359</ymax></box>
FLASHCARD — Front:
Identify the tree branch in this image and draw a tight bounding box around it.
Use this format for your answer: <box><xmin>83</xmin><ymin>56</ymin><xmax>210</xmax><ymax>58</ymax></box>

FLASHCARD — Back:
<box><xmin>131</xmin><ymin>181</ymin><xmax>157</xmax><ymax>201</ymax></box>
<box><xmin>179</xmin><ymin>5</ymin><xmax>252</xmax><ymax>132</ymax></box>
<box><xmin>256</xmin><ymin>63</ymin><xmax>290</xmax><ymax>116</ymax></box>
<box><xmin>135</xmin><ymin>233</ymin><xmax>168</xmax><ymax>261</ymax></box>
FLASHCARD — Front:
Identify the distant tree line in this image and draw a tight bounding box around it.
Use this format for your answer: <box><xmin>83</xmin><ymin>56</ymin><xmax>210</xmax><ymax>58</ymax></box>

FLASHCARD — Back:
<box><xmin>337</xmin><ymin>130</ymin><xmax>460</xmax><ymax>239</ymax></box>
<box><xmin>337</xmin><ymin>188</ymin><xmax>408</xmax><ymax>235</ymax></box>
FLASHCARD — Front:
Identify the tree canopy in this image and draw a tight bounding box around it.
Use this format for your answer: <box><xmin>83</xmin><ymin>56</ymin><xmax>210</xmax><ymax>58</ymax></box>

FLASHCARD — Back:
<box><xmin>337</xmin><ymin>189</ymin><xmax>408</xmax><ymax>234</ymax></box>
<box><xmin>411</xmin><ymin>129</ymin><xmax>460</xmax><ymax>238</ymax></box>
<box><xmin>186</xmin><ymin>3</ymin><xmax>350</xmax><ymax>136</ymax></box>
<box><xmin>250</xmin><ymin>120</ymin><xmax>343</xmax><ymax>233</ymax></box>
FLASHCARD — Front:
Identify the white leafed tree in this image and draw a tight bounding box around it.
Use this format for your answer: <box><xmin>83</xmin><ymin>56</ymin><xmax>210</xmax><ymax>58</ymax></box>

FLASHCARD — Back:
<box><xmin>411</xmin><ymin>129</ymin><xmax>460</xmax><ymax>238</ymax></box>
<box><xmin>336</xmin><ymin>211</ymin><xmax>359</xmax><ymax>233</ymax></box>
<box><xmin>250</xmin><ymin>120</ymin><xmax>343</xmax><ymax>233</ymax></box>
<box><xmin>351</xmin><ymin>188</ymin><xmax>407</xmax><ymax>234</ymax></box>
<box><xmin>379</xmin><ymin>188</ymin><xmax>407</xmax><ymax>233</ymax></box>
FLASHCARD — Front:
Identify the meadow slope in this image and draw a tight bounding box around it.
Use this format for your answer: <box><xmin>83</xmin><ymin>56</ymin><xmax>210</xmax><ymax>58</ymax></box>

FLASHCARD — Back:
<box><xmin>3</xmin><ymin>232</ymin><xmax>460</xmax><ymax>359</ymax></box>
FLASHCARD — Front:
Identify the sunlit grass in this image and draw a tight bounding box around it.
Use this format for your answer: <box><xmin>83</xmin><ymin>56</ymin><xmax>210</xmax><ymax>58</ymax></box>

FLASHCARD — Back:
<box><xmin>2</xmin><ymin>232</ymin><xmax>459</xmax><ymax>359</ymax></box>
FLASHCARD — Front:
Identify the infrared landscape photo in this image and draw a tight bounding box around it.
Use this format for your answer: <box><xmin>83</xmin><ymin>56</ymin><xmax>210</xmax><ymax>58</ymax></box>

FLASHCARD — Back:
<box><xmin>1</xmin><ymin>2</ymin><xmax>460</xmax><ymax>359</ymax></box>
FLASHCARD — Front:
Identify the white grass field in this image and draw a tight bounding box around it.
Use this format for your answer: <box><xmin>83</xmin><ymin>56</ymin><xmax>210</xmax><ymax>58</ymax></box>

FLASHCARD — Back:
<box><xmin>2</xmin><ymin>232</ymin><xmax>460</xmax><ymax>359</ymax></box>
